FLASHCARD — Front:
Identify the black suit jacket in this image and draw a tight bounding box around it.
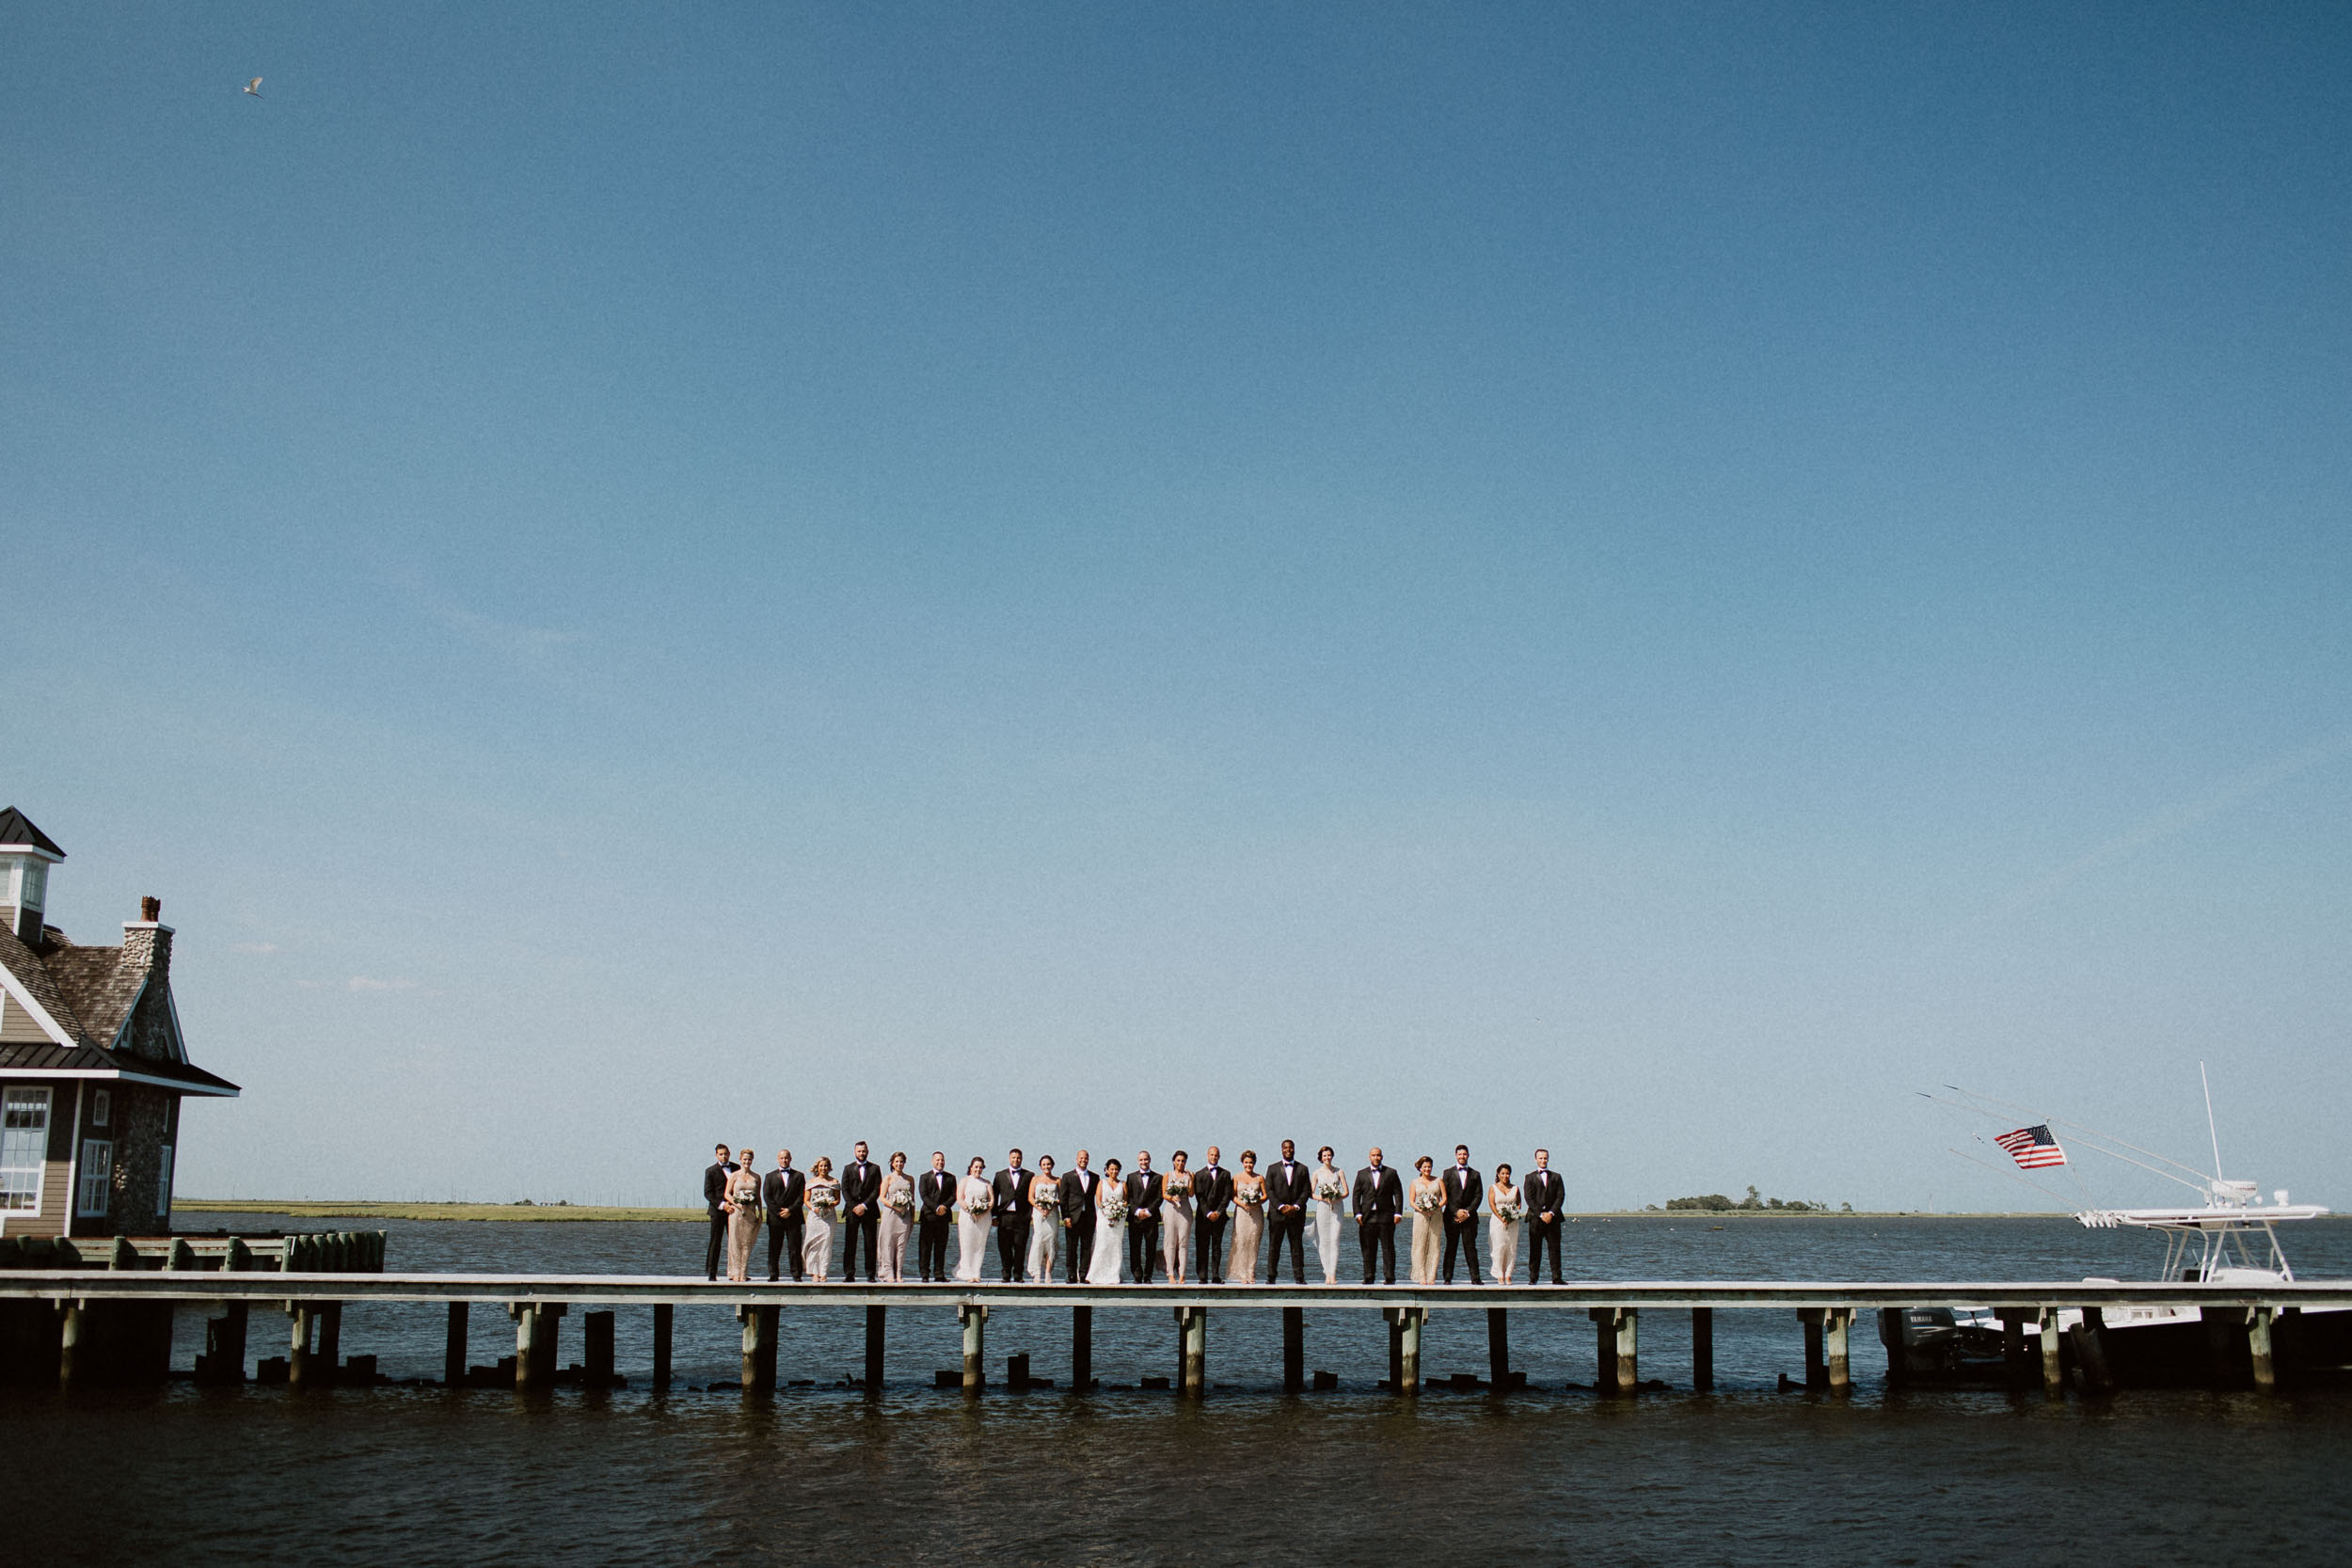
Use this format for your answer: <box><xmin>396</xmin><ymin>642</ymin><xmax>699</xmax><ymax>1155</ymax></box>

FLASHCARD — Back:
<box><xmin>1265</xmin><ymin>1159</ymin><xmax>1311</xmax><ymax>1214</ymax></box>
<box><xmin>840</xmin><ymin>1160</ymin><xmax>882</xmax><ymax>1215</ymax></box>
<box><xmin>1059</xmin><ymin>1168</ymin><xmax>1100</xmax><ymax>1227</ymax></box>
<box><xmin>704</xmin><ymin>1161</ymin><xmax>737</xmax><ymax>1214</ymax></box>
<box><xmin>1525</xmin><ymin>1168</ymin><xmax>1565</xmax><ymax>1220</ymax></box>
<box><xmin>763</xmin><ymin>1168</ymin><xmax>806</xmax><ymax>1221</ymax></box>
<box><xmin>1193</xmin><ymin>1165</ymin><xmax>1234</xmax><ymax>1222</ymax></box>
<box><xmin>1352</xmin><ymin>1165</ymin><xmax>1404</xmax><ymax>1224</ymax></box>
<box><xmin>1125</xmin><ymin>1170</ymin><xmax>1164</xmax><ymax>1223</ymax></box>
<box><xmin>992</xmin><ymin>1168</ymin><xmax>1033</xmax><ymax>1221</ymax></box>
<box><xmin>1443</xmin><ymin>1164</ymin><xmax>1485</xmax><ymax>1222</ymax></box>
<box><xmin>918</xmin><ymin>1169</ymin><xmax>960</xmax><ymax>1221</ymax></box>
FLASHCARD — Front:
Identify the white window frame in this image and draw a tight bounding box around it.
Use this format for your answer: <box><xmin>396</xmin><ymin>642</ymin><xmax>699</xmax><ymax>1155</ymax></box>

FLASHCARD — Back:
<box><xmin>76</xmin><ymin>1139</ymin><xmax>112</xmax><ymax>1218</ymax></box>
<box><xmin>91</xmin><ymin>1087</ymin><xmax>110</xmax><ymax>1130</ymax></box>
<box><xmin>0</xmin><ymin>1086</ymin><xmax>50</xmax><ymax>1214</ymax></box>
<box><xmin>156</xmin><ymin>1144</ymin><xmax>174</xmax><ymax>1217</ymax></box>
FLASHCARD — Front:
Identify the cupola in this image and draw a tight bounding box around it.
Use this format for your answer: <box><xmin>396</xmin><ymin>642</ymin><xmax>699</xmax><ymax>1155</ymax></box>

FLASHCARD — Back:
<box><xmin>0</xmin><ymin>807</ymin><xmax>65</xmax><ymax>945</ymax></box>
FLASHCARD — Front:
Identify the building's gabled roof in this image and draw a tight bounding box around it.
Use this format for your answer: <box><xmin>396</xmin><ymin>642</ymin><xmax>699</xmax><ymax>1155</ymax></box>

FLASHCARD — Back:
<box><xmin>0</xmin><ymin>926</ymin><xmax>82</xmax><ymax>1041</ymax></box>
<box><xmin>0</xmin><ymin>1038</ymin><xmax>238</xmax><ymax>1096</ymax></box>
<box><xmin>0</xmin><ymin>808</ymin><xmax>65</xmax><ymax>858</ymax></box>
<box><xmin>43</xmin><ymin>942</ymin><xmax>147</xmax><ymax>1052</ymax></box>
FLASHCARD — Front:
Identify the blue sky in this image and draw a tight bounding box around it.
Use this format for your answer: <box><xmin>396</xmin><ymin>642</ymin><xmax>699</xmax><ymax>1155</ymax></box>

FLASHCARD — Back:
<box><xmin>6</xmin><ymin>4</ymin><xmax>2347</xmax><ymax>1209</ymax></box>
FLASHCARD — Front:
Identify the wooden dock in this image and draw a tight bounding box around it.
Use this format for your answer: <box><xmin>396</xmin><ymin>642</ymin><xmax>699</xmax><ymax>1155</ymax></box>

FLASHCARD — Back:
<box><xmin>4</xmin><ymin>1271</ymin><xmax>2347</xmax><ymax>1398</ymax></box>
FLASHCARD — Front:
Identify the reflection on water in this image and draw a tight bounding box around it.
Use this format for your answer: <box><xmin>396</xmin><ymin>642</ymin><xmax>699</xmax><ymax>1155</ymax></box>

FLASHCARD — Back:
<box><xmin>6</xmin><ymin>1215</ymin><xmax>2344</xmax><ymax>1565</ymax></box>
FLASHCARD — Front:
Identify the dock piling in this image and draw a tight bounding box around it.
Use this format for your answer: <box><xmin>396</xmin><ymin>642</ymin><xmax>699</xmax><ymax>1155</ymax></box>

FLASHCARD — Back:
<box><xmin>739</xmin><ymin>1304</ymin><xmax>777</xmax><ymax>1392</ymax></box>
<box><xmin>584</xmin><ymin>1310</ymin><xmax>616</xmax><ymax>1388</ymax></box>
<box><xmin>513</xmin><ymin>1303</ymin><xmax>565</xmax><ymax>1391</ymax></box>
<box><xmin>1178</xmin><ymin>1307</ymin><xmax>1207</xmax><ymax>1397</ymax></box>
<box><xmin>288</xmin><ymin>1306</ymin><xmax>317</xmax><ymax>1390</ymax></box>
<box><xmin>2039</xmin><ymin>1307</ymin><xmax>2064</xmax><ymax>1398</ymax></box>
<box><xmin>1072</xmin><ymin>1306</ymin><xmax>1093</xmax><ymax>1390</ymax></box>
<box><xmin>317</xmin><ymin>1302</ymin><xmax>343</xmax><ymax>1386</ymax></box>
<box><xmin>959</xmin><ymin>1304</ymin><xmax>988</xmax><ymax>1393</ymax></box>
<box><xmin>1388</xmin><ymin>1307</ymin><xmax>1423</xmax><ymax>1396</ymax></box>
<box><xmin>2072</xmin><ymin>1307</ymin><xmax>2117</xmax><ymax>1395</ymax></box>
<box><xmin>865</xmin><ymin>1306</ymin><xmax>885</xmax><ymax>1394</ymax></box>
<box><xmin>1282</xmin><ymin>1307</ymin><xmax>1305</xmax><ymax>1393</ymax></box>
<box><xmin>58</xmin><ymin>1302</ymin><xmax>86</xmax><ymax>1389</ymax></box>
<box><xmin>652</xmin><ymin>1303</ymin><xmax>673</xmax><ymax>1391</ymax></box>
<box><xmin>1691</xmin><ymin>1307</ymin><xmax>1714</xmax><ymax>1391</ymax></box>
<box><xmin>1998</xmin><ymin>1309</ymin><xmax>2031</xmax><ymax>1392</ymax></box>
<box><xmin>2249</xmin><ymin>1306</ymin><xmax>2277</xmax><ymax>1393</ymax></box>
<box><xmin>1797</xmin><ymin>1308</ymin><xmax>1825</xmax><ymax>1391</ymax></box>
<box><xmin>1487</xmin><ymin>1307</ymin><xmax>1510</xmax><ymax>1391</ymax></box>
<box><xmin>1824</xmin><ymin>1307</ymin><xmax>1852</xmax><ymax>1394</ymax></box>
<box><xmin>1591</xmin><ymin>1307</ymin><xmax>1637</xmax><ymax>1396</ymax></box>
<box><xmin>445</xmin><ymin>1302</ymin><xmax>469</xmax><ymax>1388</ymax></box>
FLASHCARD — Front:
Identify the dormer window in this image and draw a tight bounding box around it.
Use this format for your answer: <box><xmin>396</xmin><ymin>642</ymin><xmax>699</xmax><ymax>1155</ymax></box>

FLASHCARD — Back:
<box><xmin>92</xmin><ymin>1088</ymin><xmax>110</xmax><ymax>1130</ymax></box>
<box><xmin>18</xmin><ymin>861</ymin><xmax>43</xmax><ymax>913</ymax></box>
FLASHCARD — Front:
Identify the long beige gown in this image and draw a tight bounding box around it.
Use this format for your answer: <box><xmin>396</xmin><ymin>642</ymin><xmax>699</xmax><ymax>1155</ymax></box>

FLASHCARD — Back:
<box><xmin>1408</xmin><ymin>1178</ymin><xmax>1443</xmax><ymax>1285</ymax></box>
<box><xmin>723</xmin><ymin>1167</ymin><xmax>762</xmax><ymax>1282</ymax></box>
<box><xmin>1230</xmin><ymin>1178</ymin><xmax>1266</xmax><ymax>1284</ymax></box>
<box><xmin>876</xmin><ymin>1172</ymin><xmax>914</xmax><ymax>1282</ymax></box>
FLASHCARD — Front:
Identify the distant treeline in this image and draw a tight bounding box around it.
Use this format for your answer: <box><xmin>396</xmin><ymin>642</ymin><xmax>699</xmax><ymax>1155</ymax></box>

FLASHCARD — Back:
<box><xmin>1650</xmin><ymin>1185</ymin><xmax>1850</xmax><ymax>1214</ymax></box>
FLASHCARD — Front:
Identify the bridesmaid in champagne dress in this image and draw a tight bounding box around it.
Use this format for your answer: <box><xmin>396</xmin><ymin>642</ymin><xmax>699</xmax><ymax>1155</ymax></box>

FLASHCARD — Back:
<box><xmin>1161</xmin><ymin>1151</ymin><xmax>1194</xmax><ymax>1284</ymax></box>
<box><xmin>723</xmin><ymin>1153</ymin><xmax>762</xmax><ymax>1283</ymax></box>
<box><xmin>954</xmin><ymin>1156</ymin><xmax>992</xmax><ymax>1284</ymax></box>
<box><xmin>1230</xmin><ymin>1150</ymin><xmax>1267</xmax><ymax>1284</ymax></box>
<box><xmin>1408</xmin><ymin>1155</ymin><xmax>1444</xmax><ymax>1285</ymax></box>
<box><xmin>803</xmin><ymin>1157</ymin><xmax>842</xmax><ymax>1281</ymax></box>
<box><xmin>876</xmin><ymin>1151</ymin><xmax>914</xmax><ymax>1283</ymax></box>
<box><xmin>1087</xmin><ymin>1158</ymin><xmax>1127</xmax><ymax>1285</ymax></box>
<box><xmin>1311</xmin><ymin>1146</ymin><xmax>1347</xmax><ymax>1285</ymax></box>
<box><xmin>1486</xmin><ymin>1162</ymin><xmax>1522</xmax><ymax>1286</ymax></box>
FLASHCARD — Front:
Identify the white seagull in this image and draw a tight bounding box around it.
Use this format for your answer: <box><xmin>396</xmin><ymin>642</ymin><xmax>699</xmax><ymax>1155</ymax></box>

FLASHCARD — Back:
<box><xmin>244</xmin><ymin>77</ymin><xmax>263</xmax><ymax>99</ymax></box>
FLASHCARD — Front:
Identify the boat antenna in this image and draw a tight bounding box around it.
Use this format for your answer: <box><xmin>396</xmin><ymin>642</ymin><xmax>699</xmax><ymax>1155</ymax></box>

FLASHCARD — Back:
<box><xmin>2201</xmin><ymin>1060</ymin><xmax>2223</xmax><ymax>1180</ymax></box>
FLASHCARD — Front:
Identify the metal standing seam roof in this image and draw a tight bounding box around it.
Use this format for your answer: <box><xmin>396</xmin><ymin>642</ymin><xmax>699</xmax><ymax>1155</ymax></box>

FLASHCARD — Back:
<box><xmin>0</xmin><ymin>807</ymin><xmax>66</xmax><ymax>857</ymax></box>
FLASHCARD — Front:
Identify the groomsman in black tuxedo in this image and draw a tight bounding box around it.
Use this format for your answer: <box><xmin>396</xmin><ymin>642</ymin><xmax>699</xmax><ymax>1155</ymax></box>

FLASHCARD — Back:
<box><xmin>1125</xmin><ymin>1150</ymin><xmax>1165</xmax><ymax>1282</ymax></box>
<box><xmin>1524</xmin><ymin>1148</ymin><xmax>1565</xmax><ymax>1283</ymax></box>
<box><xmin>917</xmin><ymin>1150</ymin><xmax>958</xmax><ymax>1282</ymax></box>
<box><xmin>840</xmin><ymin>1142</ymin><xmax>882</xmax><ymax>1280</ymax></box>
<box><xmin>1192</xmin><ymin>1146</ymin><xmax>1234</xmax><ymax>1283</ymax></box>
<box><xmin>1263</xmin><ymin>1139</ymin><xmax>1310</xmax><ymax>1284</ymax></box>
<box><xmin>992</xmin><ymin>1148</ymin><xmax>1033</xmax><ymax>1281</ymax></box>
<box><xmin>704</xmin><ymin>1144</ymin><xmax>739</xmax><ymax>1281</ymax></box>
<box><xmin>763</xmin><ymin>1149</ymin><xmax>807</xmax><ymax>1282</ymax></box>
<box><xmin>1442</xmin><ymin>1145</ymin><xmax>1486</xmax><ymax>1284</ymax></box>
<box><xmin>1351</xmin><ymin>1148</ymin><xmax>1404</xmax><ymax>1284</ymax></box>
<box><xmin>1060</xmin><ymin>1148</ymin><xmax>1101</xmax><ymax>1283</ymax></box>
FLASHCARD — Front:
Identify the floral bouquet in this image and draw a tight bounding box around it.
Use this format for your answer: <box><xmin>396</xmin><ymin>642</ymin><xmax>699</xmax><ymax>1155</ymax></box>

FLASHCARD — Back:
<box><xmin>1032</xmin><ymin>1184</ymin><xmax>1061</xmax><ymax>1212</ymax></box>
<box><xmin>1411</xmin><ymin>1187</ymin><xmax>1444</xmax><ymax>1215</ymax></box>
<box><xmin>961</xmin><ymin>1191</ymin><xmax>993</xmax><ymax>1218</ymax></box>
<box><xmin>1312</xmin><ymin>1172</ymin><xmax>1346</xmax><ymax>1204</ymax></box>
<box><xmin>809</xmin><ymin>1186</ymin><xmax>840</xmax><ymax>1214</ymax></box>
<box><xmin>1099</xmin><ymin>1193</ymin><xmax>1129</xmax><ymax>1226</ymax></box>
<box><xmin>887</xmin><ymin>1188</ymin><xmax>915</xmax><ymax>1218</ymax></box>
<box><xmin>1494</xmin><ymin>1195</ymin><xmax>1525</xmax><ymax>1223</ymax></box>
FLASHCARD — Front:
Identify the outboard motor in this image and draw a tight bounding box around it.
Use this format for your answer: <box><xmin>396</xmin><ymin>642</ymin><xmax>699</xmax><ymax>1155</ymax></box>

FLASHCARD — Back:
<box><xmin>1879</xmin><ymin>1307</ymin><xmax>1959</xmax><ymax>1381</ymax></box>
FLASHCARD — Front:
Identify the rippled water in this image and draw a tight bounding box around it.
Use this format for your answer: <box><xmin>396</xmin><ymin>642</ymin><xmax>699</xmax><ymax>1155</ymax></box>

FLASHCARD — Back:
<box><xmin>8</xmin><ymin>1214</ymin><xmax>2347</xmax><ymax>1565</ymax></box>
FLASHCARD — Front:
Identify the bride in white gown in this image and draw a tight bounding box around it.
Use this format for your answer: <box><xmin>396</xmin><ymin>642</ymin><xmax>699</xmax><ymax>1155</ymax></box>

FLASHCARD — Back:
<box><xmin>1087</xmin><ymin>1157</ymin><xmax>1128</xmax><ymax>1286</ymax></box>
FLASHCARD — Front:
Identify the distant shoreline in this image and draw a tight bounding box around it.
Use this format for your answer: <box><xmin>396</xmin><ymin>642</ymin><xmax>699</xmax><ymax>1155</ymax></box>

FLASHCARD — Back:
<box><xmin>177</xmin><ymin>1199</ymin><xmax>2081</xmax><ymax>1225</ymax></box>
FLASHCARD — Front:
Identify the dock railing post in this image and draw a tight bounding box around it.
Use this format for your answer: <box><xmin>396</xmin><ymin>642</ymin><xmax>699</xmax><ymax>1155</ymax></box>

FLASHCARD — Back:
<box><xmin>1486</xmin><ymin>1307</ymin><xmax>1510</xmax><ymax>1390</ymax></box>
<box><xmin>2038</xmin><ymin>1307</ymin><xmax>2064</xmax><ymax>1399</ymax></box>
<box><xmin>960</xmin><ymin>1304</ymin><xmax>988</xmax><ymax>1394</ymax></box>
<box><xmin>652</xmin><ymin>1303</ymin><xmax>673</xmax><ymax>1392</ymax></box>
<box><xmin>1691</xmin><ymin>1307</ymin><xmax>1714</xmax><ymax>1392</ymax></box>
<box><xmin>865</xmin><ymin>1305</ymin><xmax>885</xmax><ymax>1395</ymax></box>
<box><xmin>1825</xmin><ymin>1307</ymin><xmax>1851</xmax><ymax>1394</ymax></box>
<box><xmin>1282</xmin><ymin>1307</ymin><xmax>1305</xmax><ymax>1393</ymax></box>
<box><xmin>1072</xmin><ymin>1306</ymin><xmax>1093</xmax><ymax>1391</ymax></box>
<box><xmin>2249</xmin><ymin>1306</ymin><xmax>2277</xmax><ymax>1393</ymax></box>
<box><xmin>445</xmin><ymin>1302</ymin><xmax>469</xmax><ymax>1388</ymax></box>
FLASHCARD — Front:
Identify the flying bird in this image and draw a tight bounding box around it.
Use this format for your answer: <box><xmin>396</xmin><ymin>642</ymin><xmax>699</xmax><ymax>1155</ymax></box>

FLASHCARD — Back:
<box><xmin>244</xmin><ymin>77</ymin><xmax>263</xmax><ymax>99</ymax></box>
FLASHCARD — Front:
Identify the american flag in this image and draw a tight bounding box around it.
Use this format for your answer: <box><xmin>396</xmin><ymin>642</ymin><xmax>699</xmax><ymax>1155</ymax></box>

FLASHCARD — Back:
<box><xmin>1994</xmin><ymin>1124</ymin><xmax>2067</xmax><ymax>1170</ymax></box>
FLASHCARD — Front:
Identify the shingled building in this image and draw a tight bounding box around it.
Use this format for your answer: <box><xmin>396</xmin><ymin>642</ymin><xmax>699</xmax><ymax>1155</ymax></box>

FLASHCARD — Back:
<box><xmin>0</xmin><ymin>808</ymin><xmax>238</xmax><ymax>1239</ymax></box>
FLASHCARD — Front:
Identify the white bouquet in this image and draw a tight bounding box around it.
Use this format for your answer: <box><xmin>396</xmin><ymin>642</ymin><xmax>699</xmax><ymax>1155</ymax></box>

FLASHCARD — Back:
<box><xmin>1410</xmin><ymin>1187</ymin><xmax>1444</xmax><ymax>1215</ymax></box>
<box><xmin>1099</xmin><ymin>1193</ymin><xmax>1129</xmax><ymax>1226</ymax></box>
<box><xmin>1495</xmin><ymin>1195</ymin><xmax>1525</xmax><ymax>1223</ymax></box>
<box><xmin>886</xmin><ymin>1187</ymin><xmax>915</xmax><ymax>1218</ymax></box>
<box><xmin>809</xmin><ymin>1185</ymin><xmax>840</xmax><ymax>1215</ymax></box>
<box><xmin>961</xmin><ymin>1190</ymin><xmax>993</xmax><ymax>1218</ymax></box>
<box><xmin>1032</xmin><ymin>1184</ymin><xmax>1061</xmax><ymax>1212</ymax></box>
<box><xmin>1312</xmin><ymin>1172</ymin><xmax>1346</xmax><ymax>1204</ymax></box>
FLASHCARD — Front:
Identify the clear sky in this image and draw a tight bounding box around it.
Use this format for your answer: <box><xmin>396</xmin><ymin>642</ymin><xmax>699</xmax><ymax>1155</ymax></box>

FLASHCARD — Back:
<box><xmin>6</xmin><ymin>4</ymin><xmax>2346</xmax><ymax>1211</ymax></box>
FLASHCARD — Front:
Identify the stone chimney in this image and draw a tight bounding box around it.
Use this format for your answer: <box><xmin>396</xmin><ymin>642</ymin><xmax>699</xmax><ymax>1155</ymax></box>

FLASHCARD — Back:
<box><xmin>122</xmin><ymin>895</ymin><xmax>173</xmax><ymax>986</ymax></box>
